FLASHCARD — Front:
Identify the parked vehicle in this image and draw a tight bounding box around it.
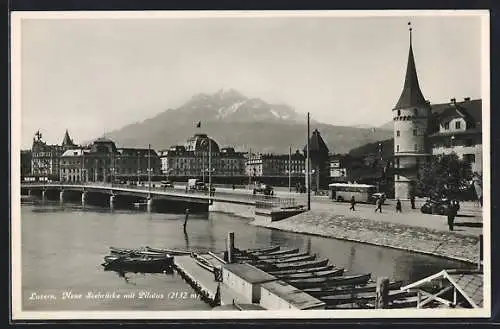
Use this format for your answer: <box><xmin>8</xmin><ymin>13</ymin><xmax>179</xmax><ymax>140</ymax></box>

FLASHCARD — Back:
<box><xmin>329</xmin><ymin>183</ymin><xmax>377</xmax><ymax>203</ymax></box>
<box><xmin>160</xmin><ymin>180</ymin><xmax>174</xmax><ymax>189</ymax></box>
<box><xmin>253</xmin><ymin>183</ymin><xmax>274</xmax><ymax>196</ymax></box>
<box><xmin>420</xmin><ymin>198</ymin><xmax>460</xmax><ymax>215</ymax></box>
<box><xmin>368</xmin><ymin>192</ymin><xmax>386</xmax><ymax>205</ymax></box>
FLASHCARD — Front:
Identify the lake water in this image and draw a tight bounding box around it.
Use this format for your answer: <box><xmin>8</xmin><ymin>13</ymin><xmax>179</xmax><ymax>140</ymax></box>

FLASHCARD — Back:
<box><xmin>19</xmin><ymin>200</ymin><xmax>473</xmax><ymax>311</ymax></box>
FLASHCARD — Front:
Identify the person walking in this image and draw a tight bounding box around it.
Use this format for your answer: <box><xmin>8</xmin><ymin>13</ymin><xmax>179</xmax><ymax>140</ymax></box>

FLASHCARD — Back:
<box><xmin>349</xmin><ymin>196</ymin><xmax>356</xmax><ymax>211</ymax></box>
<box><xmin>410</xmin><ymin>195</ymin><xmax>416</xmax><ymax>209</ymax></box>
<box><xmin>447</xmin><ymin>202</ymin><xmax>457</xmax><ymax>231</ymax></box>
<box><xmin>375</xmin><ymin>197</ymin><xmax>383</xmax><ymax>213</ymax></box>
<box><xmin>396</xmin><ymin>199</ymin><xmax>402</xmax><ymax>213</ymax></box>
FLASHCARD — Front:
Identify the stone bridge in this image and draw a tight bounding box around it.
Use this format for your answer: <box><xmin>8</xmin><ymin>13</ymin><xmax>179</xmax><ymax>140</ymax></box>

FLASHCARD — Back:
<box><xmin>21</xmin><ymin>182</ymin><xmax>298</xmax><ymax>214</ymax></box>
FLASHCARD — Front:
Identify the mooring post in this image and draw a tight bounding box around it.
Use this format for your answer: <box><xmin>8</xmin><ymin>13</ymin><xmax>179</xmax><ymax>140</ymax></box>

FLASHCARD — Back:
<box><xmin>109</xmin><ymin>194</ymin><xmax>115</xmax><ymax>210</ymax></box>
<box><xmin>375</xmin><ymin>277</ymin><xmax>389</xmax><ymax>309</ymax></box>
<box><xmin>226</xmin><ymin>232</ymin><xmax>235</xmax><ymax>264</ymax></box>
<box><xmin>146</xmin><ymin>196</ymin><xmax>153</xmax><ymax>213</ymax></box>
<box><xmin>81</xmin><ymin>192</ymin><xmax>87</xmax><ymax>207</ymax></box>
<box><xmin>184</xmin><ymin>208</ymin><xmax>190</xmax><ymax>232</ymax></box>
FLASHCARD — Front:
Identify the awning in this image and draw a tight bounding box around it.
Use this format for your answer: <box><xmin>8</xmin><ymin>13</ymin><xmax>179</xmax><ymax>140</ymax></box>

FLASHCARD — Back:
<box><xmin>401</xmin><ymin>269</ymin><xmax>483</xmax><ymax>308</ymax></box>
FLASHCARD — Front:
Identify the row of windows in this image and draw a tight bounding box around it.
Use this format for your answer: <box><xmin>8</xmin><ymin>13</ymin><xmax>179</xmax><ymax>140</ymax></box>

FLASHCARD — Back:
<box><xmin>396</xmin><ymin>129</ymin><xmax>422</xmax><ymax>137</ymax></box>
<box><xmin>396</xmin><ymin>109</ymin><xmax>419</xmax><ymax>117</ymax></box>
<box><xmin>396</xmin><ymin>145</ymin><xmax>420</xmax><ymax>152</ymax></box>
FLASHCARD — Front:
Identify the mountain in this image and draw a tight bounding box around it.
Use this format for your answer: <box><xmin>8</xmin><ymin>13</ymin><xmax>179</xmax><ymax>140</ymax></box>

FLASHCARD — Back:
<box><xmin>102</xmin><ymin>89</ymin><xmax>393</xmax><ymax>154</ymax></box>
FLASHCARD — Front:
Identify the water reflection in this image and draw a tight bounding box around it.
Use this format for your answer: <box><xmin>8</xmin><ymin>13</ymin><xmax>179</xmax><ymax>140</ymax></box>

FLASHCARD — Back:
<box><xmin>21</xmin><ymin>202</ymin><xmax>474</xmax><ymax>311</ymax></box>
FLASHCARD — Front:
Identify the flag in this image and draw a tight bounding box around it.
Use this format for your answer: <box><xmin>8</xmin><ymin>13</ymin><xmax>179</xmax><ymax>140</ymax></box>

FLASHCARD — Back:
<box><xmin>196</xmin><ymin>121</ymin><xmax>201</xmax><ymax>128</ymax></box>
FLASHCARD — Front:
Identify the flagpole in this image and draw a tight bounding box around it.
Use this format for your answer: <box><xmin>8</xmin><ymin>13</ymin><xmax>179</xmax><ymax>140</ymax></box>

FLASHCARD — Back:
<box><xmin>209</xmin><ymin>136</ymin><xmax>212</xmax><ymax>195</ymax></box>
<box><xmin>307</xmin><ymin>112</ymin><xmax>311</xmax><ymax>211</ymax></box>
<box><xmin>148</xmin><ymin>144</ymin><xmax>151</xmax><ymax>194</ymax></box>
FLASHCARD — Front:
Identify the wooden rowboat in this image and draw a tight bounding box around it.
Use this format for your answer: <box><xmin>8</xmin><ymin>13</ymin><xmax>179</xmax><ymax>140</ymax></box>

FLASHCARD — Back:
<box><xmin>254</xmin><ymin>248</ymin><xmax>299</xmax><ymax>256</ymax></box>
<box><xmin>261</xmin><ymin>254</ymin><xmax>316</xmax><ymax>264</ymax></box>
<box><xmin>109</xmin><ymin>249</ymin><xmax>170</xmax><ymax>258</ymax></box>
<box><xmin>102</xmin><ymin>255</ymin><xmax>174</xmax><ymax>273</ymax></box>
<box><xmin>145</xmin><ymin>246</ymin><xmax>192</xmax><ymax>255</ymax></box>
<box><xmin>303</xmin><ymin>280</ymin><xmax>404</xmax><ymax>297</ymax></box>
<box><xmin>277</xmin><ymin>268</ymin><xmax>344</xmax><ymax>280</ymax></box>
<box><xmin>258</xmin><ymin>258</ymin><xmax>329</xmax><ymax>271</ymax></box>
<box><xmin>287</xmin><ymin>273</ymin><xmax>371</xmax><ymax>289</ymax></box>
<box><xmin>320</xmin><ymin>290</ymin><xmax>418</xmax><ymax>307</ymax></box>
<box><xmin>268</xmin><ymin>265</ymin><xmax>334</xmax><ymax>276</ymax></box>
<box><xmin>244</xmin><ymin>245</ymin><xmax>280</xmax><ymax>254</ymax></box>
<box><xmin>249</xmin><ymin>251</ymin><xmax>310</xmax><ymax>261</ymax></box>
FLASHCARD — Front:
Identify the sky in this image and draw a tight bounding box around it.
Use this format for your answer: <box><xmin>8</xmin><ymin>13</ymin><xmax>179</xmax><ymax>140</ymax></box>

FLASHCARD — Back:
<box><xmin>15</xmin><ymin>12</ymin><xmax>485</xmax><ymax>149</ymax></box>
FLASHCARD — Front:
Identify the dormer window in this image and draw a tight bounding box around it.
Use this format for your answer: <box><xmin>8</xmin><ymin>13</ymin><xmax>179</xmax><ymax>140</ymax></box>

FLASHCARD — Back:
<box><xmin>455</xmin><ymin>121</ymin><xmax>461</xmax><ymax>129</ymax></box>
<box><xmin>444</xmin><ymin>122</ymin><xmax>450</xmax><ymax>130</ymax></box>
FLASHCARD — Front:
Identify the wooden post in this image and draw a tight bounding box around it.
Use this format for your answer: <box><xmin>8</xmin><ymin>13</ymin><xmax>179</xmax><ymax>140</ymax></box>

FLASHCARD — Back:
<box><xmin>375</xmin><ymin>277</ymin><xmax>389</xmax><ymax>309</ymax></box>
<box><xmin>226</xmin><ymin>232</ymin><xmax>235</xmax><ymax>264</ymax></box>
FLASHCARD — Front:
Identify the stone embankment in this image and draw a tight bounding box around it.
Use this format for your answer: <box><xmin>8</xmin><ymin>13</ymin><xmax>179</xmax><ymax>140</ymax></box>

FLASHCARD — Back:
<box><xmin>251</xmin><ymin>209</ymin><xmax>482</xmax><ymax>264</ymax></box>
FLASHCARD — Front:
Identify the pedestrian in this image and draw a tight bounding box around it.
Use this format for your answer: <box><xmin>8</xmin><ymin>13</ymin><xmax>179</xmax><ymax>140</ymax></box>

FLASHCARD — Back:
<box><xmin>232</xmin><ymin>184</ymin><xmax>235</xmax><ymax>190</ymax></box>
<box><xmin>349</xmin><ymin>196</ymin><xmax>356</xmax><ymax>211</ymax></box>
<box><xmin>447</xmin><ymin>203</ymin><xmax>457</xmax><ymax>231</ymax></box>
<box><xmin>183</xmin><ymin>208</ymin><xmax>190</xmax><ymax>231</ymax></box>
<box><xmin>410</xmin><ymin>195</ymin><xmax>416</xmax><ymax>209</ymax></box>
<box><xmin>375</xmin><ymin>197</ymin><xmax>383</xmax><ymax>213</ymax></box>
<box><xmin>396</xmin><ymin>199</ymin><xmax>402</xmax><ymax>213</ymax></box>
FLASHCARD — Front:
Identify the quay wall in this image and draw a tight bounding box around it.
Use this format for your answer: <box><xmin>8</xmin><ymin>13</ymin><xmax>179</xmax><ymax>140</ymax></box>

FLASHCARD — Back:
<box><xmin>250</xmin><ymin>210</ymin><xmax>481</xmax><ymax>264</ymax></box>
<box><xmin>209</xmin><ymin>201</ymin><xmax>255</xmax><ymax>219</ymax></box>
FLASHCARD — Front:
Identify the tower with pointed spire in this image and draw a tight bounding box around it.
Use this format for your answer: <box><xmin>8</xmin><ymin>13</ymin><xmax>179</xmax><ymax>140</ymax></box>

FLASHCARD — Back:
<box><xmin>61</xmin><ymin>129</ymin><xmax>76</xmax><ymax>149</ymax></box>
<box><xmin>392</xmin><ymin>22</ymin><xmax>432</xmax><ymax>199</ymax></box>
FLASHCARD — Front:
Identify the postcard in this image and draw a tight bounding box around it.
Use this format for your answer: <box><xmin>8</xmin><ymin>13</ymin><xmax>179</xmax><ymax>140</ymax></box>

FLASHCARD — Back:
<box><xmin>11</xmin><ymin>10</ymin><xmax>491</xmax><ymax>320</ymax></box>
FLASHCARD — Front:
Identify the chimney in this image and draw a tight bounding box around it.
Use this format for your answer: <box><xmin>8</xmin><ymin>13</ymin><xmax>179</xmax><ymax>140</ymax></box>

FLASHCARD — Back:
<box><xmin>464</xmin><ymin>97</ymin><xmax>471</xmax><ymax>102</ymax></box>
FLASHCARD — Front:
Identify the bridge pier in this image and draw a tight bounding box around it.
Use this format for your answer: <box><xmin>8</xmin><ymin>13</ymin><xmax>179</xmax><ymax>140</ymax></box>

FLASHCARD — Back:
<box><xmin>59</xmin><ymin>190</ymin><xmax>65</xmax><ymax>204</ymax></box>
<box><xmin>41</xmin><ymin>190</ymin><xmax>46</xmax><ymax>202</ymax></box>
<box><xmin>27</xmin><ymin>189</ymin><xmax>31</xmax><ymax>196</ymax></box>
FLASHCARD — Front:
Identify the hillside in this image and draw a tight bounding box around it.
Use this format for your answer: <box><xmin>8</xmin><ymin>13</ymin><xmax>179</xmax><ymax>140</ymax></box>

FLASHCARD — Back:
<box><xmin>102</xmin><ymin>89</ymin><xmax>393</xmax><ymax>154</ymax></box>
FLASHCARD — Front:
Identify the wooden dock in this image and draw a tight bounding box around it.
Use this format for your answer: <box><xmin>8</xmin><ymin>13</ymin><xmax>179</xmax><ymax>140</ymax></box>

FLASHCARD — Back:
<box><xmin>173</xmin><ymin>254</ymin><xmax>253</xmax><ymax>307</ymax></box>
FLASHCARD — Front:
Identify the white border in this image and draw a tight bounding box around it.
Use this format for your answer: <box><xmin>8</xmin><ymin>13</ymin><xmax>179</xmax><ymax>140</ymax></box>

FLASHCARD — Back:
<box><xmin>10</xmin><ymin>10</ymin><xmax>491</xmax><ymax>320</ymax></box>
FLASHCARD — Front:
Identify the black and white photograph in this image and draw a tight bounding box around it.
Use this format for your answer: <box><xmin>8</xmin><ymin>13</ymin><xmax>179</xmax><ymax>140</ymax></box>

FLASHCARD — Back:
<box><xmin>11</xmin><ymin>10</ymin><xmax>490</xmax><ymax>320</ymax></box>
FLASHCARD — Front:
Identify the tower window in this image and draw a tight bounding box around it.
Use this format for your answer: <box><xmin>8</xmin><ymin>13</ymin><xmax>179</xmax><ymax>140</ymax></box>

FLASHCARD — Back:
<box><xmin>396</xmin><ymin>158</ymin><xmax>400</xmax><ymax>168</ymax></box>
<box><xmin>455</xmin><ymin>121</ymin><xmax>461</xmax><ymax>129</ymax></box>
<box><xmin>397</xmin><ymin>110</ymin><xmax>401</xmax><ymax>116</ymax></box>
<box><xmin>413</xmin><ymin>129</ymin><xmax>417</xmax><ymax>136</ymax></box>
<box><xmin>396</xmin><ymin>145</ymin><xmax>399</xmax><ymax>152</ymax></box>
<box><xmin>396</xmin><ymin>130</ymin><xmax>400</xmax><ymax>137</ymax></box>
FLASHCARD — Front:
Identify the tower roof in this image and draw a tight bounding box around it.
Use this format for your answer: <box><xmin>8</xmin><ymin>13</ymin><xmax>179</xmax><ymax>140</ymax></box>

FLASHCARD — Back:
<box><xmin>394</xmin><ymin>23</ymin><xmax>427</xmax><ymax>110</ymax></box>
<box><xmin>61</xmin><ymin>129</ymin><xmax>75</xmax><ymax>147</ymax></box>
<box><xmin>303</xmin><ymin>129</ymin><xmax>329</xmax><ymax>155</ymax></box>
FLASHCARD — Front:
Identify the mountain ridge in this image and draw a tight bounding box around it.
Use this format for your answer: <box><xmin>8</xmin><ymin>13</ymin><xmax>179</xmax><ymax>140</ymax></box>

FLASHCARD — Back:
<box><xmin>100</xmin><ymin>89</ymin><xmax>393</xmax><ymax>154</ymax></box>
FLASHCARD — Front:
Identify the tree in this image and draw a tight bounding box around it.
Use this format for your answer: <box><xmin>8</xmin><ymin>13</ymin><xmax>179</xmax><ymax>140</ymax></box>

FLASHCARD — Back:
<box><xmin>416</xmin><ymin>153</ymin><xmax>473</xmax><ymax>199</ymax></box>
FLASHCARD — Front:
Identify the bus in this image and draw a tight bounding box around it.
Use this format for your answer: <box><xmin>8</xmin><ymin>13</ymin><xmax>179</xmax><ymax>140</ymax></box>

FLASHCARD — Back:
<box><xmin>328</xmin><ymin>183</ymin><xmax>378</xmax><ymax>203</ymax></box>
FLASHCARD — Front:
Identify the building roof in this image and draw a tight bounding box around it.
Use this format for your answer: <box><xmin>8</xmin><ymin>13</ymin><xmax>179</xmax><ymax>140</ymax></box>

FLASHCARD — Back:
<box><xmin>185</xmin><ymin>133</ymin><xmax>220</xmax><ymax>153</ymax></box>
<box><xmin>261</xmin><ymin>280</ymin><xmax>325</xmax><ymax>310</ymax></box>
<box><xmin>303</xmin><ymin>129</ymin><xmax>329</xmax><ymax>155</ymax></box>
<box><xmin>61</xmin><ymin>129</ymin><xmax>75</xmax><ymax>147</ymax></box>
<box><xmin>431</xmin><ymin>99</ymin><xmax>482</xmax><ymax>127</ymax></box>
<box><xmin>61</xmin><ymin>149</ymin><xmax>88</xmax><ymax>157</ymax></box>
<box><xmin>223</xmin><ymin>263</ymin><xmax>277</xmax><ymax>284</ymax></box>
<box><xmin>394</xmin><ymin>28</ymin><xmax>428</xmax><ymax>110</ymax></box>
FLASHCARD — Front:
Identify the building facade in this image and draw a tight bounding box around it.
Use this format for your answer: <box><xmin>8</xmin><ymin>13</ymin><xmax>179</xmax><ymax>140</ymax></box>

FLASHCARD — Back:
<box><xmin>59</xmin><ymin>138</ymin><xmax>161</xmax><ymax>183</ymax></box>
<box><xmin>21</xmin><ymin>150</ymin><xmax>32</xmax><ymax>179</ymax></box>
<box><xmin>245</xmin><ymin>151</ymin><xmax>305</xmax><ymax>180</ymax></box>
<box><xmin>429</xmin><ymin>98</ymin><xmax>482</xmax><ymax>174</ymax></box>
<box><xmin>158</xmin><ymin>133</ymin><xmax>246</xmax><ymax>181</ymax></box>
<box><xmin>31</xmin><ymin>130</ymin><xmax>76</xmax><ymax>180</ymax></box>
<box><xmin>392</xmin><ymin>25</ymin><xmax>482</xmax><ymax>199</ymax></box>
